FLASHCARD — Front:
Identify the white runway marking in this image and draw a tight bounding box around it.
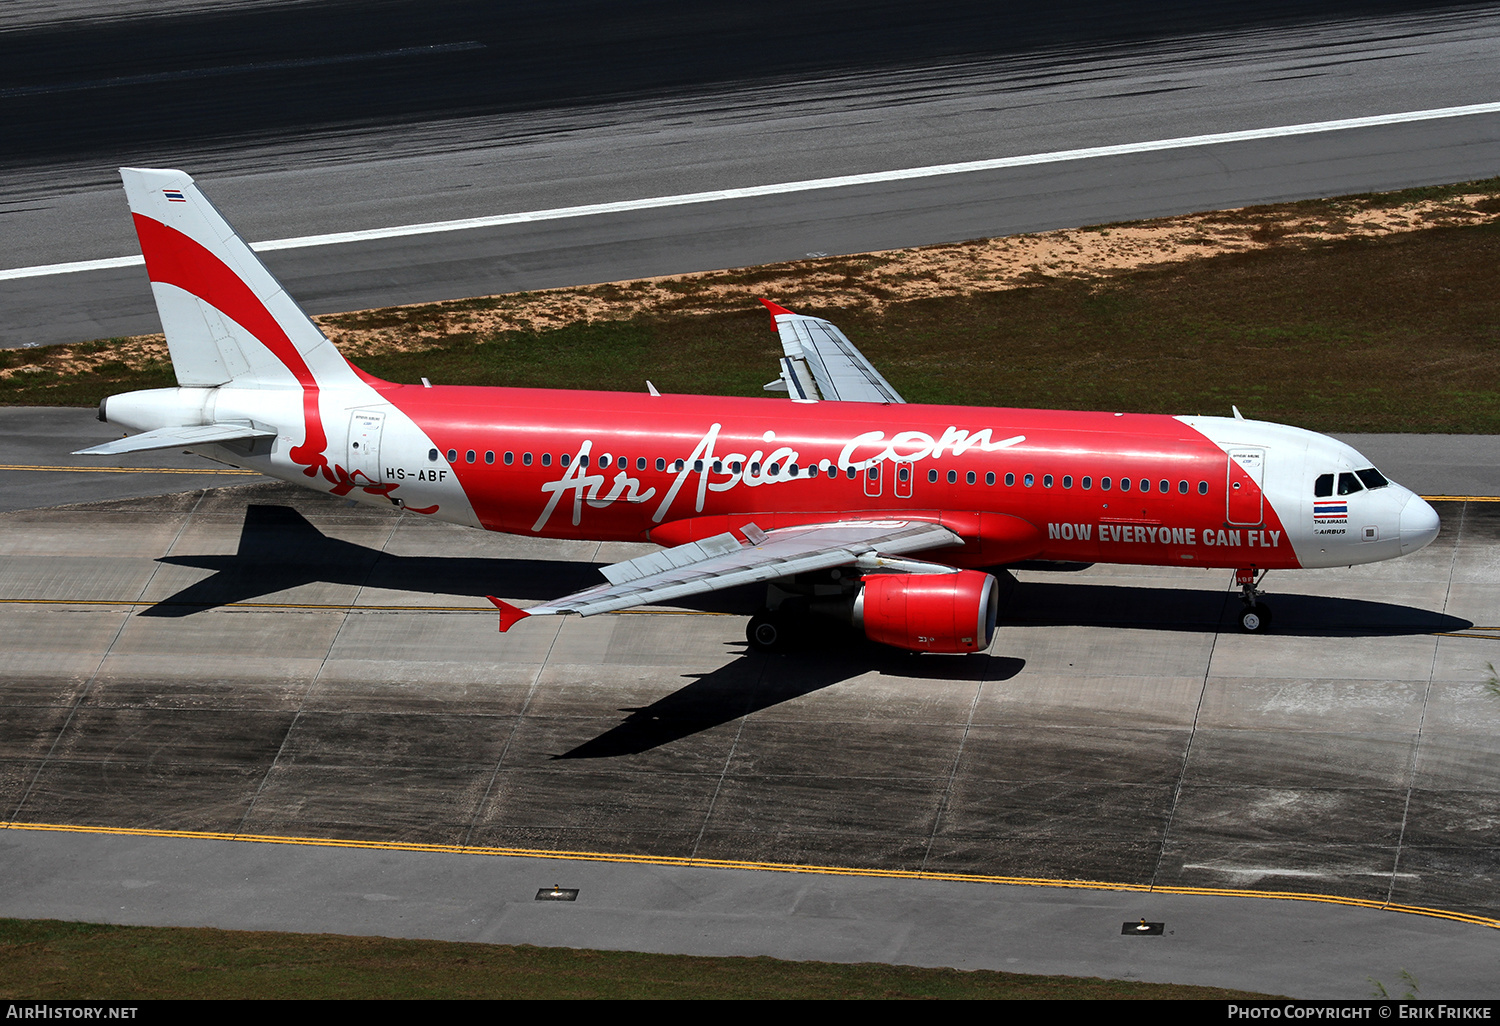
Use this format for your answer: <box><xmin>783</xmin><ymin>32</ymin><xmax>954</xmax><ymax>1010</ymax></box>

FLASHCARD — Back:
<box><xmin>5</xmin><ymin>100</ymin><xmax>1498</xmax><ymax>282</ymax></box>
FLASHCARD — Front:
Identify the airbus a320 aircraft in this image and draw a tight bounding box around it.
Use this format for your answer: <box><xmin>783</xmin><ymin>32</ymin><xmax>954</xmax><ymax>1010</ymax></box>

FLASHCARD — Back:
<box><xmin>80</xmin><ymin>168</ymin><xmax>1442</xmax><ymax>654</ymax></box>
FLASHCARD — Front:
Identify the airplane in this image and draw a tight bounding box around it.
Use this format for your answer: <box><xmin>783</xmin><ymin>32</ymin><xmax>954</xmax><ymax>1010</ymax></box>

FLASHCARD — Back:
<box><xmin>78</xmin><ymin>168</ymin><xmax>1443</xmax><ymax>654</ymax></box>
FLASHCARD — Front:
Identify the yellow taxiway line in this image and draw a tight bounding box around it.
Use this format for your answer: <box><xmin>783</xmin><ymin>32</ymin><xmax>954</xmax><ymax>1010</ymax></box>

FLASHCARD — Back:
<box><xmin>0</xmin><ymin>597</ymin><xmax>1488</xmax><ymax>636</ymax></box>
<box><xmin>0</xmin><ymin>464</ymin><xmax>257</xmax><ymax>475</ymax></box>
<box><xmin>3</xmin><ymin>819</ymin><xmax>1495</xmax><ymax>930</ymax></box>
<box><xmin>0</xmin><ymin>597</ymin><xmax>723</xmax><ymax>617</ymax></box>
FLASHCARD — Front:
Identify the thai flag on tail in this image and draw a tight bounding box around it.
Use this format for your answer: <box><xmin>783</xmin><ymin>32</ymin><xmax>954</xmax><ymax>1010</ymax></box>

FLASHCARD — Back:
<box><xmin>162</xmin><ymin>189</ymin><xmax>186</xmax><ymax>202</ymax></box>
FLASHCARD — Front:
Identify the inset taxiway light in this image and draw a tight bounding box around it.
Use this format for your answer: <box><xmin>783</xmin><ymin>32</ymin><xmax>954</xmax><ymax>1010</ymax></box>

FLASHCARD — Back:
<box><xmin>536</xmin><ymin>886</ymin><xmax>579</xmax><ymax>902</ymax></box>
<box><xmin>1123</xmin><ymin>918</ymin><xmax>1163</xmax><ymax>936</ymax></box>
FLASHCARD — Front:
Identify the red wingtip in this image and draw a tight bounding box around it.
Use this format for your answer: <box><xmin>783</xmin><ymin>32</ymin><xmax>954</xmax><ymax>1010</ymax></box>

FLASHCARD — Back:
<box><xmin>758</xmin><ymin>298</ymin><xmax>792</xmax><ymax>330</ymax></box>
<box><xmin>486</xmin><ymin>596</ymin><xmax>531</xmax><ymax>633</ymax></box>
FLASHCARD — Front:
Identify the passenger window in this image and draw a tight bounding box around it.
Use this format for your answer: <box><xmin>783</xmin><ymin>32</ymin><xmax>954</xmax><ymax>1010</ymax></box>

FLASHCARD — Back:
<box><xmin>428</xmin><ymin>448</ymin><xmax>438</xmax><ymax>462</ymax></box>
<box><xmin>523</xmin><ymin>452</ymin><xmax>533</xmax><ymax>466</ymax></box>
<box><xmin>1356</xmin><ymin>468</ymin><xmax>1389</xmax><ymax>489</ymax></box>
<box><xmin>597</xmin><ymin>454</ymin><xmax>609</xmax><ymax>468</ymax></box>
<box><xmin>1120</xmin><ymin>477</ymin><xmax>1130</xmax><ymax>492</ymax></box>
<box><xmin>656</xmin><ymin>458</ymin><xmax>665</xmax><ymax>472</ymax></box>
<box><xmin>929</xmin><ymin>469</ymin><xmax>939</xmax><ymax>483</ymax></box>
<box><xmin>485</xmin><ymin>451</ymin><xmax>495</xmax><ymax>465</ymax></box>
<box><xmin>1043</xmin><ymin>474</ymin><xmax>1053</xmax><ymax>488</ymax></box>
<box><xmin>986</xmin><ymin>472</ymin><xmax>995</xmax><ymax>486</ymax></box>
<box><xmin>1024</xmin><ymin>473</ymin><xmax>1034</xmax><ymax>487</ymax></box>
<box><xmin>1101</xmin><ymin>477</ymin><xmax>1111</xmax><ymax>491</ymax></box>
<box><xmin>1178</xmin><ymin>480</ymin><xmax>1187</xmax><ymax>494</ymax></box>
<box><xmin>464</xmin><ymin>450</ymin><xmax>474</xmax><ymax>463</ymax></box>
<box><xmin>1159</xmin><ymin>479</ymin><xmax>1168</xmax><ymax>493</ymax></box>
<box><xmin>503</xmin><ymin>451</ymin><xmax>513</xmax><ymax>465</ymax></box>
<box><xmin>947</xmin><ymin>470</ymin><xmax>958</xmax><ymax>484</ymax></box>
<box><xmin>846</xmin><ymin>467</ymin><xmax>857</xmax><ymax>479</ymax></box>
<box><xmin>446</xmin><ymin>449</ymin><xmax>457</xmax><ymax>463</ymax></box>
<box><xmin>1005</xmin><ymin>473</ymin><xmax>1015</xmax><ymax>486</ymax></box>
<box><xmin>962</xmin><ymin>471</ymin><xmax>972</xmax><ymax>484</ymax></box>
<box><xmin>809</xmin><ymin>465</ymin><xmax>820</xmax><ymax>478</ymax></box>
<box><xmin>618</xmin><ymin>456</ymin><xmax>628</xmax><ymax>470</ymax></box>
<box><xmin>1062</xmin><ymin>475</ymin><xmax>1072</xmax><ymax>489</ymax></box>
<box><xmin>1082</xmin><ymin>476</ymin><xmax>1092</xmax><ymax>490</ymax></box>
<box><xmin>1338</xmin><ymin>472</ymin><xmax>1364</xmax><ymax>495</ymax></box>
<box><xmin>541</xmin><ymin>454</ymin><xmax>551</xmax><ymax>467</ymax></box>
<box><xmin>750</xmin><ymin>462</ymin><xmax>761</xmax><ymax>475</ymax></box>
<box><xmin>1141</xmin><ymin>479</ymin><xmax>1150</xmax><ymax>492</ymax></box>
<box><xmin>637</xmin><ymin>457</ymin><xmax>647</xmax><ymax>471</ymax></box>
<box><xmin>1315</xmin><ymin>473</ymin><xmax>1334</xmax><ymax>497</ymax></box>
<box><xmin>769</xmin><ymin>463</ymin><xmax>780</xmax><ymax>477</ymax></box>
<box><xmin>560</xmin><ymin>454</ymin><xmax>570</xmax><ymax>467</ymax></box>
<box><xmin>1198</xmin><ymin>481</ymin><xmax>1207</xmax><ymax>495</ymax></box>
<box><xmin>694</xmin><ymin>460</ymin><xmax>704</xmax><ymax>473</ymax></box>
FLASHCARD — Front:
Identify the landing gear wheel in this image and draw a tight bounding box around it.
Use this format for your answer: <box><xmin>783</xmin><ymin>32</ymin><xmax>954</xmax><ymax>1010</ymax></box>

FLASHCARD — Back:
<box><xmin>1239</xmin><ymin>602</ymin><xmax>1273</xmax><ymax>633</ymax></box>
<box><xmin>747</xmin><ymin>611</ymin><xmax>786</xmax><ymax>652</ymax></box>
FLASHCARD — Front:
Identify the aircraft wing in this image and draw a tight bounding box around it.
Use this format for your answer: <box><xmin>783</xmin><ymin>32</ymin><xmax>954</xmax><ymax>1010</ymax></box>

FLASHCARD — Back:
<box><xmin>488</xmin><ymin>519</ymin><xmax>961</xmax><ymax>630</ymax></box>
<box><xmin>760</xmin><ymin>300</ymin><xmax>906</xmax><ymax>404</ymax></box>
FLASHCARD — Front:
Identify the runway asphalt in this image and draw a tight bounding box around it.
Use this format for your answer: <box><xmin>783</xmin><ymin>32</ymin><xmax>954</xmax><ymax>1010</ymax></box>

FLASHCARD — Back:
<box><xmin>4</xmin><ymin>2</ymin><xmax>1498</xmax><ymax>346</ymax></box>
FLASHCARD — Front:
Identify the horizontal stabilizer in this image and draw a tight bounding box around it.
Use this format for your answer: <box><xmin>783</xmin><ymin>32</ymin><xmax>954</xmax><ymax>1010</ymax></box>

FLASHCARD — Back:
<box><xmin>73</xmin><ymin>423</ymin><xmax>276</xmax><ymax>456</ymax></box>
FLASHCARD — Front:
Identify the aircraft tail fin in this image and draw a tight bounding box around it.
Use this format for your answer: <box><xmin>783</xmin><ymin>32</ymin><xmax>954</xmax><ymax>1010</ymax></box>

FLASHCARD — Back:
<box><xmin>119</xmin><ymin>167</ymin><xmax>358</xmax><ymax>390</ymax></box>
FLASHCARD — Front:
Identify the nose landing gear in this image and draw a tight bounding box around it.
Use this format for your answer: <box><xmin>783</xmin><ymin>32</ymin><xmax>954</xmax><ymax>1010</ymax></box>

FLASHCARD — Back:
<box><xmin>1235</xmin><ymin>567</ymin><xmax>1273</xmax><ymax>632</ymax></box>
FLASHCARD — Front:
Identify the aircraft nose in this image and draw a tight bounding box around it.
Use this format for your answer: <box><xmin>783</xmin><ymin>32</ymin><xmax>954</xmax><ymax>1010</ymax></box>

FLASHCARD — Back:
<box><xmin>1399</xmin><ymin>492</ymin><xmax>1441</xmax><ymax>554</ymax></box>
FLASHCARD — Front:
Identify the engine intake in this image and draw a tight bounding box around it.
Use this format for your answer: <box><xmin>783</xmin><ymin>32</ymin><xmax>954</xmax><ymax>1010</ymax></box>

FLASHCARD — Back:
<box><xmin>855</xmin><ymin>570</ymin><xmax>1000</xmax><ymax>653</ymax></box>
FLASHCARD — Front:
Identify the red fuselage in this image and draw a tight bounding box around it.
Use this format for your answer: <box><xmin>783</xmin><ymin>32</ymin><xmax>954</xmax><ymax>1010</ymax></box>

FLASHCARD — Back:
<box><xmin>376</xmin><ymin>383</ymin><xmax>1295</xmax><ymax>571</ymax></box>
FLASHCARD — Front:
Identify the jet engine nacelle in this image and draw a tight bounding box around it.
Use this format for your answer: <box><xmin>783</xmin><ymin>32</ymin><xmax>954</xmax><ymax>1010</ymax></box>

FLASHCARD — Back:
<box><xmin>854</xmin><ymin>570</ymin><xmax>1000</xmax><ymax>653</ymax></box>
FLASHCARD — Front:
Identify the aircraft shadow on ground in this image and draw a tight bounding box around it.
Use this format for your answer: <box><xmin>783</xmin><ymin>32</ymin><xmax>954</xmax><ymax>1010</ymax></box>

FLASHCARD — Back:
<box><xmin>1002</xmin><ymin>579</ymin><xmax>1471</xmax><ymax>637</ymax></box>
<box><xmin>558</xmin><ymin>644</ymin><xmax>1027</xmax><ymax>760</ymax></box>
<box><xmin>141</xmin><ymin>504</ymin><xmax>606</xmax><ymax>615</ymax></box>
<box><xmin>144</xmin><ymin>506</ymin><xmax>1471</xmax><ymax>639</ymax></box>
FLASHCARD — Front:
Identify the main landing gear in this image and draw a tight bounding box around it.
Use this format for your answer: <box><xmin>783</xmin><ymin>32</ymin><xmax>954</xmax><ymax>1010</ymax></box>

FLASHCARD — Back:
<box><xmin>1235</xmin><ymin>567</ymin><xmax>1273</xmax><ymax>633</ymax></box>
<box><xmin>747</xmin><ymin>608</ymin><xmax>788</xmax><ymax>652</ymax></box>
<box><xmin>747</xmin><ymin>587</ymin><xmax>827</xmax><ymax>653</ymax></box>
<box><xmin>746</xmin><ymin>601</ymin><xmax>818</xmax><ymax>653</ymax></box>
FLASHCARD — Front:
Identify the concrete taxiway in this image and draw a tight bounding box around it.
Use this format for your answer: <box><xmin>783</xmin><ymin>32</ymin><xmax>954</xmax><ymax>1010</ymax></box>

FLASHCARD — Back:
<box><xmin>1</xmin><ymin>410</ymin><xmax>1498</xmax><ymax>996</ymax></box>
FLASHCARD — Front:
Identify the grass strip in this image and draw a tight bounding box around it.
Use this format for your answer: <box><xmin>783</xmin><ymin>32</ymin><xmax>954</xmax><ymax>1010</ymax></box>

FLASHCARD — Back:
<box><xmin>0</xmin><ymin>918</ymin><xmax>1272</xmax><ymax>1000</ymax></box>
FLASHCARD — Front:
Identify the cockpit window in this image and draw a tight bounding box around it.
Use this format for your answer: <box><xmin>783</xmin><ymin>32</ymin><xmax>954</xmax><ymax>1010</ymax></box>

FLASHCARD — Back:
<box><xmin>1314</xmin><ymin>474</ymin><xmax>1334</xmax><ymax>498</ymax></box>
<box><xmin>1337</xmin><ymin>472</ymin><xmax>1364</xmax><ymax>496</ymax></box>
<box><xmin>1356</xmin><ymin>467</ymin><xmax>1389</xmax><ymax>489</ymax></box>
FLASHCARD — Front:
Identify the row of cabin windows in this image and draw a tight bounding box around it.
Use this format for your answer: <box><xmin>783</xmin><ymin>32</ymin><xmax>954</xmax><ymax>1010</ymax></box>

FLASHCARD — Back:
<box><xmin>429</xmin><ymin>448</ymin><xmax>910</xmax><ymax>478</ymax></box>
<box><xmin>926</xmin><ymin>468</ymin><xmax>1210</xmax><ymax>495</ymax></box>
<box><xmin>425</xmin><ymin>447</ymin><xmax>1212</xmax><ymax>495</ymax></box>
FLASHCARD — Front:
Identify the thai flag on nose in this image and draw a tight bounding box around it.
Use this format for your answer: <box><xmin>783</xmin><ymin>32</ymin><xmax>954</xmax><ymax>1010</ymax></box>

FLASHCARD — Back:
<box><xmin>1314</xmin><ymin>500</ymin><xmax>1347</xmax><ymax>519</ymax></box>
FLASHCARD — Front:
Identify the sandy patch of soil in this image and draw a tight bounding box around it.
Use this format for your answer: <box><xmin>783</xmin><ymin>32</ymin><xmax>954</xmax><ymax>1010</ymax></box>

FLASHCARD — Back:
<box><xmin>13</xmin><ymin>186</ymin><xmax>1498</xmax><ymax>379</ymax></box>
